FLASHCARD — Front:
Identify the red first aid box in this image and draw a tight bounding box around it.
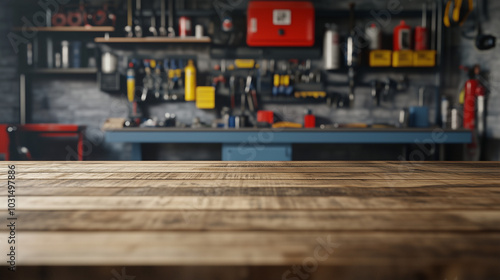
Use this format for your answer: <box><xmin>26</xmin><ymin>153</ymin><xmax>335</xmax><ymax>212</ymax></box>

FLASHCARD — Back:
<box><xmin>246</xmin><ymin>1</ymin><xmax>315</xmax><ymax>47</ymax></box>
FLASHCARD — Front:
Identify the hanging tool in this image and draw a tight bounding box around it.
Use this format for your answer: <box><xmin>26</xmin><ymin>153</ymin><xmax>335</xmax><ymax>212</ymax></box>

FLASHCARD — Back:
<box><xmin>167</xmin><ymin>0</ymin><xmax>176</xmax><ymax>37</ymax></box>
<box><xmin>370</xmin><ymin>80</ymin><xmax>383</xmax><ymax>106</ymax></box>
<box><xmin>245</xmin><ymin>74</ymin><xmax>258</xmax><ymax>112</ymax></box>
<box><xmin>239</xmin><ymin>77</ymin><xmax>246</xmax><ymax>113</ymax></box>
<box><xmin>159</xmin><ymin>0</ymin><xmax>167</xmax><ymax>36</ymax></box>
<box><xmin>149</xmin><ymin>13</ymin><xmax>158</xmax><ymax>36</ymax></box>
<box><xmin>125</xmin><ymin>0</ymin><xmax>134</xmax><ymax>37</ymax></box>
<box><xmin>153</xmin><ymin>60</ymin><xmax>162</xmax><ymax>99</ymax></box>
<box><xmin>346</xmin><ymin>3</ymin><xmax>357</xmax><ymax>106</ymax></box>
<box><xmin>272</xmin><ymin>73</ymin><xmax>280</xmax><ymax>96</ymax></box>
<box><xmin>127</xmin><ymin>62</ymin><xmax>136</xmax><ymax>102</ymax></box>
<box><xmin>229</xmin><ymin>75</ymin><xmax>236</xmax><ymax>110</ymax></box>
<box><xmin>167</xmin><ymin>59</ymin><xmax>178</xmax><ymax>100</ymax></box>
<box><xmin>475</xmin><ymin>0</ymin><xmax>496</xmax><ymax>50</ymax></box>
<box><xmin>444</xmin><ymin>0</ymin><xmax>473</xmax><ymax>27</ymax></box>
<box><xmin>141</xmin><ymin>60</ymin><xmax>153</xmax><ymax>101</ymax></box>
<box><xmin>134</xmin><ymin>0</ymin><xmax>143</xmax><ymax>37</ymax></box>
<box><xmin>431</xmin><ymin>1</ymin><xmax>437</xmax><ymax>50</ymax></box>
<box><xmin>415</xmin><ymin>3</ymin><xmax>428</xmax><ymax>50</ymax></box>
<box><xmin>162</xmin><ymin>59</ymin><xmax>170</xmax><ymax>100</ymax></box>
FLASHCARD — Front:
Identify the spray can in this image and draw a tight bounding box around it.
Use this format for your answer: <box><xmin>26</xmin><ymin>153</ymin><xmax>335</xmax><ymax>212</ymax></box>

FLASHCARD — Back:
<box><xmin>441</xmin><ymin>97</ymin><xmax>449</xmax><ymax>128</ymax></box>
<box><xmin>127</xmin><ymin>64</ymin><xmax>136</xmax><ymax>103</ymax></box>
<box><xmin>184</xmin><ymin>59</ymin><xmax>196</xmax><ymax>101</ymax></box>
<box><xmin>323</xmin><ymin>24</ymin><xmax>340</xmax><ymax>70</ymax></box>
<box><xmin>365</xmin><ymin>23</ymin><xmax>381</xmax><ymax>50</ymax></box>
<box><xmin>179</xmin><ymin>16</ymin><xmax>192</xmax><ymax>37</ymax></box>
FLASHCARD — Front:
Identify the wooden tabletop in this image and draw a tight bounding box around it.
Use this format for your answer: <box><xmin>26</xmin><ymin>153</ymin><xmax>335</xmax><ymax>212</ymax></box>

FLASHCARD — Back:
<box><xmin>1</xmin><ymin>161</ymin><xmax>500</xmax><ymax>273</ymax></box>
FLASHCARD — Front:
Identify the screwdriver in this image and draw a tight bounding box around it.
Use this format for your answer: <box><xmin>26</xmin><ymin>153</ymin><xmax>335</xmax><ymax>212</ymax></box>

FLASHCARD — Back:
<box><xmin>127</xmin><ymin>61</ymin><xmax>135</xmax><ymax>102</ymax></box>
<box><xmin>229</xmin><ymin>75</ymin><xmax>236</xmax><ymax>109</ymax></box>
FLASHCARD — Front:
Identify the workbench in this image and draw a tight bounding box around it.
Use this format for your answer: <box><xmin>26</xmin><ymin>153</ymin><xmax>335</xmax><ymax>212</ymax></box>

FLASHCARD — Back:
<box><xmin>104</xmin><ymin>128</ymin><xmax>472</xmax><ymax>160</ymax></box>
<box><xmin>1</xmin><ymin>161</ymin><xmax>499</xmax><ymax>280</ymax></box>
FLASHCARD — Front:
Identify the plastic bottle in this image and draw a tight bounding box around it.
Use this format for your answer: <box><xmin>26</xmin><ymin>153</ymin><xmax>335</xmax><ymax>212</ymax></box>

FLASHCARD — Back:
<box><xmin>184</xmin><ymin>60</ymin><xmax>196</xmax><ymax>101</ymax></box>
<box><xmin>393</xmin><ymin>20</ymin><xmax>411</xmax><ymax>51</ymax></box>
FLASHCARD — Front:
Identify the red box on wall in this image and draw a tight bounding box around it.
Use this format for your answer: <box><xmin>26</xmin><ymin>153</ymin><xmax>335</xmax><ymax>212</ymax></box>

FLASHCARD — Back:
<box><xmin>246</xmin><ymin>1</ymin><xmax>315</xmax><ymax>47</ymax></box>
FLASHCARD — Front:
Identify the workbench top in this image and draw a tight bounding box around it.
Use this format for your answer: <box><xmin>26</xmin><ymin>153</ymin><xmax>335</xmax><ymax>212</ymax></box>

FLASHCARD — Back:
<box><xmin>1</xmin><ymin>161</ymin><xmax>499</xmax><ymax>278</ymax></box>
<box><xmin>105</xmin><ymin>127</ymin><xmax>472</xmax><ymax>144</ymax></box>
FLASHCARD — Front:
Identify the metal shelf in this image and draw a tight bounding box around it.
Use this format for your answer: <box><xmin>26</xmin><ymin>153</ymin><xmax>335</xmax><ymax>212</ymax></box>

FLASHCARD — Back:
<box><xmin>29</xmin><ymin>68</ymin><xmax>98</xmax><ymax>74</ymax></box>
<box><xmin>14</xmin><ymin>26</ymin><xmax>115</xmax><ymax>32</ymax></box>
<box><xmin>94</xmin><ymin>36</ymin><xmax>211</xmax><ymax>43</ymax></box>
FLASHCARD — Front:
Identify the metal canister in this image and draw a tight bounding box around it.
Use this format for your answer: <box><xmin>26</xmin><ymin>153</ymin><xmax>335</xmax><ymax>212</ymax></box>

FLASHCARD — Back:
<box><xmin>61</xmin><ymin>40</ymin><xmax>69</xmax><ymax>69</ymax></box>
<box><xmin>323</xmin><ymin>24</ymin><xmax>340</xmax><ymax>70</ymax></box>
<box><xmin>101</xmin><ymin>52</ymin><xmax>117</xmax><ymax>73</ymax></box>
<box><xmin>179</xmin><ymin>16</ymin><xmax>192</xmax><ymax>37</ymax></box>
<box><xmin>477</xmin><ymin>96</ymin><xmax>485</xmax><ymax>136</ymax></box>
<box><xmin>441</xmin><ymin>98</ymin><xmax>449</xmax><ymax>128</ymax></box>
<box><xmin>398</xmin><ymin>108</ymin><xmax>409</xmax><ymax>128</ymax></box>
<box><xmin>451</xmin><ymin>108</ymin><xmax>460</xmax><ymax>130</ymax></box>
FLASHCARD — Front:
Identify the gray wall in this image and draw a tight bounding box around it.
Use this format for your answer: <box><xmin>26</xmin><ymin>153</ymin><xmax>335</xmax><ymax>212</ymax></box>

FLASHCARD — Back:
<box><xmin>0</xmin><ymin>1</ymin><xmax>19</xmax><ymax>124</ymax></box>
<box><xmin>455</xmin><ymin>0</ymin><xmax>500</xmax><ymax>160</ymax></box>
<box><xmin>1</xmin><ymin>0</ymin><xmax>499</xmax><ymax>160</ymax></box>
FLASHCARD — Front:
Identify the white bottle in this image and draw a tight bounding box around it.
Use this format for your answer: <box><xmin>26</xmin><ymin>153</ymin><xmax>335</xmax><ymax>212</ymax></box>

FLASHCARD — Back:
<box><xmin>323</xmin><ymin>24</ymin><xmax>340</xmax><ymax>70</ymax></box>
<box><xmin>365</xmin><ymin>23</ymin><xmax>382</xmax><ymax>50</ymax></box>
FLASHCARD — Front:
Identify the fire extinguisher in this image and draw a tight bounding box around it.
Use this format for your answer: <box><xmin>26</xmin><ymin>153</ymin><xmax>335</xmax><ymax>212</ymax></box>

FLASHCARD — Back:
<box><xmin>462</xmin><ymin>65</ymin><xmax>485</xmax><ymax>130</ymax></box>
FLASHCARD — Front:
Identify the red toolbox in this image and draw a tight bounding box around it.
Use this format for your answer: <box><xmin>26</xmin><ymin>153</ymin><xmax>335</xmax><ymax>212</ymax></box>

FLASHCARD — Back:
<box><xmin>246</xmin><ymin>1</ymin><xmax>315</xmax><ymax>47</ymax></box>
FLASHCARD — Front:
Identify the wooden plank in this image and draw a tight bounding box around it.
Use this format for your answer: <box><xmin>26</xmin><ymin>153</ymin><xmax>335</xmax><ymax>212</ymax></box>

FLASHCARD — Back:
<box><xmin>13</xmin><ymin>231</ymin><xmax>500</xmax><ymax>265</ymax></box>
<box><xmin>5</xmin><ymin>186</ymin><xmax>500</xmax><ymax>197</ymax></box>
<box><xmin>4</xmin><ymin>161</ymin><xmax>499</xmax><ymax>168</ymax></box>
<box><xmin>5</xmin><ymin>178</ymin><xmax>498</xmax><ymax>188</ymax></box>
<box><xmin>3</xmin><ymin>210</ymin><xmax>500</xmax><ymax>231</ymax></box>
<box><xmin>6</xmin><ymin>196</ymin><xmax>500</xmax><ymax>211</ymax></box>
<box><xmin>5</xmin><ymin>171</ymin><xmax>499</xmax><ymax>180</ymax></box>
<box><xmin>8</xmin><ymin>165</ymin><xmax>500</xmax><ymax>173</ymax></box>
<box><xmin>0</xmin><ymin>161</ymin><xmax>498</xmax><ymax>271</ymax></box>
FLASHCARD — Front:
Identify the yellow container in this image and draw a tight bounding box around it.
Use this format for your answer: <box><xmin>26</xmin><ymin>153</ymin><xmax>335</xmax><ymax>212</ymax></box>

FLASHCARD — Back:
<box><xmin>235</xmin><ymin>59</ymin><xmax>256</xmax><ymax>69</ymax></box>
<box><xmin>392</xmin><ymin>50</ymin><xmax>413</xmax><ymax>67</ymax></box>
<box><xmin>413</xmin><ymin>50</ymin><xmax>436</xmax><ymax>67</ymax></box>
<box><xmin>369</xmin><ymin>50</ymin><xmax>392</xmax><ymax>67</ymax></box>
<box><xmin>294</xmin><ymin>91</ymin><xmax>327</xmax><ymax>99</ymax></box>
<box><xmin>196</xmin><ymin>86</ymin><xmax>215</xmax><ymax>109</ymax></box>
<box><xmin>273</xmin><ymin>74</ymin><xmax>280</xmax><ymax>87</ymax></box>
<box><xmin>126</xmin><ymin>69</ymin><xmax>135</xmax><ymax>102</ymax></box>
<box><xmin>184</xmin><ymin>60</ymin><xmax>196</xmax><ymax>101</ymax></box>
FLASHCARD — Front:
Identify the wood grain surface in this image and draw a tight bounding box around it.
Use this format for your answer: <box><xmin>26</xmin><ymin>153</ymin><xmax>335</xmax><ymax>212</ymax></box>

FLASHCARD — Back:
<box><xmin>0</xmin><ymin>161</ymin><xmax>499</xmax><ymax>273</ymax></box>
